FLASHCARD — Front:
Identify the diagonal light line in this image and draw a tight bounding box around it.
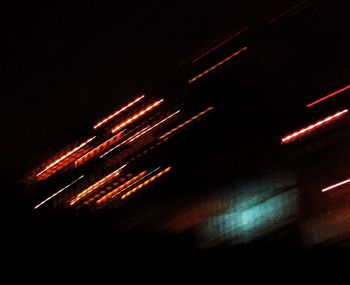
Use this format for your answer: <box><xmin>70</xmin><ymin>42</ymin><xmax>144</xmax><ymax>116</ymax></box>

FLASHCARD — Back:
<box><xmin>34</xmin><ymin>175</ymin><xmax>84</xmax><ymax>209</ymax></box>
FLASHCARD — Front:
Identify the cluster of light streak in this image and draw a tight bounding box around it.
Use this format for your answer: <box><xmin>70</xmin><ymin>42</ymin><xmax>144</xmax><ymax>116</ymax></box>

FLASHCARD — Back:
<box><xmin>69</xmin><ymin>164</ymin><xmax>126</xmax><ymax>206</ymax></box>
<box><xmin>281</xmin><ymin>109</ymin><xmax>348</xmax><ymax>144</ymax></box>
<box><xmin>188</xmin><ymin>47</ymin><xmax>247</xmax><ymax>84</ymax></box>
<box><xmin>30</xmin><ymin>44</ymin><xmax>221</xmax><ymax>212</ymax></box>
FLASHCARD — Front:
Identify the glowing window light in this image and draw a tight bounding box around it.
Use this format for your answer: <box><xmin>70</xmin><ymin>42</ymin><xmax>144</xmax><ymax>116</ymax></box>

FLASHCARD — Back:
<box><xmin>96</xmin><ymin>171</ymin><xmax>147</xmax><ymax>204</ymax></box>
<box><xmin>74</xmin><ymin>132</ymin><xmax>124</xmax><ymax>167</ymax></box>
<box><xmin>100</xmin><ymin>110</ymin><xmax>179</xmax><ymax>158</ymax></box>
<box><xmin>191</xmin><ymin>27</ymin><xmax>248</xmax><ymax>63</ymax></box>
<box><xmin>111</xmin><ymin>99</ymin><xmax>164</xmax><ymax>133</ymax></box>
<box><xmin>307</xmin><ymin>84</ymin><xmax>350</xmax><ymax>107</ymax></box>
<box><xmin>322</xmin><ymin>178</ymin><xmax>350</xmax><ymax>192</ymax></box>
<box><xmin>93</xmin><ymin>95</ymin><xmax>145</xmax><ymax>129</ymax></box>
<box><xmin>36</xmin><ymin>136</ymin><xmax>96</xmax><ymax>178</ymax></box>
<box><xmin>160</xmin><ymin>107</ymin><xmax>214</xmax><ymax>140</ymax></box>
<box><xmin>281</xmin><ymin>109</ymin><xmax>348</xmax><ymax>144</ymax></box>
<box><xmin>70</xmin><ymin>164</ymin><xmax>126</xmax><ymax>206</ymax></box>
<box><xmin>121</xmin><ymin>167</ymin><xmax>171</xmax><ymax>200</ymax></box>
<box><xmin>188</xmin><ymin>47</ymin><xmax>247</xmax><ymax>84</ymax></box>
<box><xmin>34</xmin><ymin>175</ymin><xmax>84</xmax><ymax>209</ymax></box>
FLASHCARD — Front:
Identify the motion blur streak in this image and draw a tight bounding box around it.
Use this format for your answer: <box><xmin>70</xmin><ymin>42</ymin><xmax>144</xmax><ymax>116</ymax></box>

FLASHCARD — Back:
<box><xmin>306</xmin><ymin>84</ymin><xmax>350</xmax><ymax>107</ymax></box>
<box><xmin>70</xmin><ymin>164</ymin><xmax>126</xmax><ymax>206</ymax></box>
<box><xmin>96</xmin><ymin>171</ymin><xmax>147</xmax><ymax>204</ymax></box>
<box><xmin>34</xmin><ymin>175</ymin><xmax>84</xmax><ymax>209</ymax></box>
<box><xmin>281</xmin><ymin>109</ymin><xmax>348</xmax><ymax>144</ymax></box>
<box><xmin>121</xmin><ymin>167</ymin><xmax>172</xmax><ymax>200</ymax></box>
<box><xmin>74</xmin><ymin>132</ymin><xmax>124</xmax><ymax>167</ymax></box>
<box><xmin>188</xmin><ymin>47</ymin><xmax>247</xmax><ymax>83</ymax></box>
<box><xmin>321</xmin><ymin>178</ymin><xmax>350</xmax><ymax>192</ymax></box>
<box><xmin>160</xmin><ymin>107</ymin><xmax>214</xmax><ymax>140</ymax></box>
<box><xmin>111</xmin><ymin>99</ymin><xmax>164</xmax><ymax>133</ymax></box>
<box><xmin>93</xmin><ymin>95</ymin><xmax>145</xmax><ymax>129</ymax></box>
<box><xmin>191</xmin><ymin>27</ymin><xmax>248</xmax><ymax>63</ymax></box>
<box><xmin>127</xmin><ymin>110</ymin><xmax>180</xmax><ymax>143</ymax></box>
<box><xmin>100</xmin><ymin>110</ymin><xmax>178</xmax><ymax>158</ymax></box>
<box><xmin>36</xmin><ymin>136</ymin><xmax>96</xmax><ymax>178</ymax></box>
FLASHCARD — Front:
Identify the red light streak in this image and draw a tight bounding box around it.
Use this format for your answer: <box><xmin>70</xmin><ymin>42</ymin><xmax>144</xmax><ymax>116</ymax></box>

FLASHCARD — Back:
<box><xmin>306</xmin><ymin>84</ymin><xmax>350</xmax><ymax>107</ymax></box>
<box><xmin>93</xmin><ymin>95</ymin><xmax>145</xmax><ymax>129</ymax></box>
<box><xmin>322</xmin><ymin>178</ymin><xmax>350</xmax><ymax>192</ymax></box>
<box><xmin>111</xmin><ymin>99</ymin><xmax>164</xmax><ymax>133</ymax></box>
<box><xmin>281</xmin><ymin>109</ymin><xmax>348</xmax><ymax>144</ymax></box>
<box><xmin>36</xmin><ymin>136</ymin><xmax>95</xmax><ymax>178</ymax></box>
<box><xmin>188</xmin><ymin>47</ymin><xmax>247</xmax><ymax>84</ymax></box>
<box><xmin>70</xmin><ymin>164</ymin><xmax>126</xmax><ymax>206</ymax></box>
<box><xmin>121</xmin><ymin>167</ymin><xmax>171</xmax><ymax>200</ymax></box>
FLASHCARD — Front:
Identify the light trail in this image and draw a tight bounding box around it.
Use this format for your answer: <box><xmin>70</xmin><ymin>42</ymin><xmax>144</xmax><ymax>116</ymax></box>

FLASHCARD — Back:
<box><xmin>306</xmin><ymin>84</ymin><xmax>350</xmax><ymax>107</ymax></box>
<box><xmin>93</xmin><ymin>95</ymin><xmax>145</xmax><ymax>129</ymax></box>
<box><xmin>100</xmin><ymin>110</ymin><xmax>179</xmax><ymax>158</ymax></box>
<box><xmin>74</xmin><ymin>131</ymin><xmax>124</xmax><ymax>167</ymax></box>
<box><xmin>70</xmin><ymin>164</ymin><xmax>126</xmax><ymax>206</ymax></box>
<box><xmin>322</xmin><ymin>178</ymin><xmax>350</xmax><ymax>192</ymax></box>
<box><xmin>121</xmin><ymin>167</ymin><xmax>171</xmax><ymax>200</ymax></box>
<box><xmin>127</xmin><ymin>110</ymin><xmax>180</xmax><ymax>142</ymax></box>
<box><xmin>34</xmin><ymin>175</ymin><xmax>84</xmax><ymax>209</ymax></box>
<box><xmin>160</xmin><ymin>107</ymin><xmax>214</xmax><ymax>140</ymax></box>
<box><xmin>96</xmin><ymin>171</ymin><xmax>148</xmax><ymax>204</ymax></box>
<box><xmin>111</xmin><ymin>99</ymin><xmax>164</xmax><ymax>133</ymax></box>
<box><xmin>191</xmin><ymin>27</ymin><xmax>248</xmax><ymax>63</ymax></box>
<box><xmin>188</xmin><ymin>47</ymin><xmax>247</xmax><ymax>84</ymax></box>
<box><xmin>281</xmin><ymin>109</ymin><xmax>348</xmax><ymax>144</ymax></box>
<box><xmin>36</xmin><ymin>136</ymin><xmax>96</xmax><ymax>178</ymax></box>
<box><xmin>268</xmin><ymin>0</ymin><xmax>313</xmax><ymax>24</ymax></box>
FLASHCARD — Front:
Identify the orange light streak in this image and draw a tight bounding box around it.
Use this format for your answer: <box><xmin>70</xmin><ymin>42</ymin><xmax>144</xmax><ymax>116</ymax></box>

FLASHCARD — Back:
<box><xmin>93</xmin><ymin>95</ymin><xmax>145</xmax><ymax>129</ymax></box>
<box><xmin>121</xmin><ymin>167</ymin><xmax>171</xmax><ymax>200</ymax></box>
<box><xmin>111</xmin><ymin>99</ymin><xmax>164</xmax><ymax>133</ymax></box>
<box><xmin>281</xmin><ymin>109</ymin><xmax>348</xmax><ymax>144</ymax></box>
<box><xmin>74</xmin><ymin>132</ymin><xmax>124</xmax><ymax>167</ymax></box>
<box><xmin>160</xmin><ymin>107</ymin><xmax>214</xmax><ymax>140</ymax></box>
<box><xmin>188</xmin><ymin>47</ymin><xmax>247</xmax><ymax>84</ymax></box>
<box><xmin>70</xmin><ymin>164</ymin><xmax>126</xmax><ymax>206</ymax></box>
<box><xmin>191</xmin><ymin>27</ymin><xmax>248</xmax><ymax>63</ymax></box>
<box><xmin>36</xmin><ymin>136</ymin><xmax>96</xmax><ymax>178</ymax></box>
<box><xmin>306</xmin><ymin>84</ymin><xmax>350</xmax><ymax>107</ymax></box>
<box><xmin>96</xmin><ymin>171</ymin><xmax>147</xmax><ymax>204</ymax></box>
